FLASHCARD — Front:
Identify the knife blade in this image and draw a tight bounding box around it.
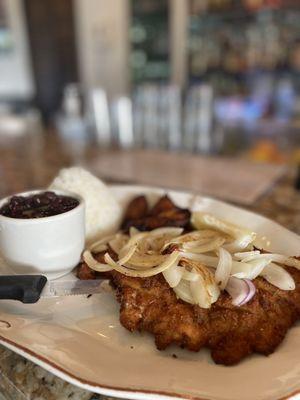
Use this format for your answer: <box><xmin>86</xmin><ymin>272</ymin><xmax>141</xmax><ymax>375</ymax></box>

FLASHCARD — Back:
<box><xmin>0</xmin><ymin>275</ymin><xmax>107</xmax><ymax>304</ymax></box>
<box><xmin>41</xmin><ymin>278</ymin><xmax>106</xmax><ymax>298</ymax></box>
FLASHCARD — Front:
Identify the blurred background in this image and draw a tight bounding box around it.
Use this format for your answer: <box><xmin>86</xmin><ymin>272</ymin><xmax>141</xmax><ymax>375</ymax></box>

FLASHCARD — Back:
<box><xmin>0</xmin><ymin>0</ymin><xmax>299</xmax><ymax>196</ymax></box>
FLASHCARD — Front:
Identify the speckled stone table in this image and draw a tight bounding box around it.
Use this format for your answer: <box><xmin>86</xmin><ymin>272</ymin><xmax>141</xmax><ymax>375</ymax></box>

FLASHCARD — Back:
<box><xmin>0</xmin><ymin>132</ymin><xmax>299</xmax><ymax>400</ymax></box>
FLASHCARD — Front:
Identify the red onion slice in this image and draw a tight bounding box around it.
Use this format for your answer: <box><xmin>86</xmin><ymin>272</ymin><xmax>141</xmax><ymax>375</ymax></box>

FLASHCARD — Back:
<box><xmin>240</xmin><ymin>279</ymin><xmax>256</xmax><ymax>305</ymax></box>
<box><xmin>225</xmin><ymin>277</ymin><xmax>256</xmax><ymax>306</ymax></box>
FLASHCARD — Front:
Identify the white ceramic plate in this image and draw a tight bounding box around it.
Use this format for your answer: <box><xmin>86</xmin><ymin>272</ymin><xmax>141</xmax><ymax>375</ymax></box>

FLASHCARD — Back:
<box><xmin>0</xmin><ymin>185</ymin><xmax>300</xmax><ymax>400</ymax></box>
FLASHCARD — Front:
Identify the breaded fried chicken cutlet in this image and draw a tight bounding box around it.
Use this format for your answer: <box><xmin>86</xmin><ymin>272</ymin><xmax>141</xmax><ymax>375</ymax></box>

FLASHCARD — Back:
<box><xmin>110</xmin><ymin>267</ymin><xmax>300</xmax><ymax>365</ymax></box>
<box><xmin>77</xmin><ymin>195</ymin><xmax>300</xmax><ymax>365</ymax></box>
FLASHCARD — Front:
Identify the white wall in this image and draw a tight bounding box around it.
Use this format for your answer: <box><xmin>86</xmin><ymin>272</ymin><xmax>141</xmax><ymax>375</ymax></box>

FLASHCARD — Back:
<box><xmin>0</xmin><ymin>0</ymin><xmax>34</xmax><ymax>100</ymax></box>
<box><xmin>74</xmin><ymin>0</ymin><xmax>130</xmax><ymax>99</ymax></box>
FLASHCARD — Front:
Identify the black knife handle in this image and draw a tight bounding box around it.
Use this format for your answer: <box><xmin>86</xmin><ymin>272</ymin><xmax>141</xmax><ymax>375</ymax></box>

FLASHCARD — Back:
<box><xmin>0</xmin><ymin>275</ymin><xmax>47</xmax><ymax>303</ymax></box>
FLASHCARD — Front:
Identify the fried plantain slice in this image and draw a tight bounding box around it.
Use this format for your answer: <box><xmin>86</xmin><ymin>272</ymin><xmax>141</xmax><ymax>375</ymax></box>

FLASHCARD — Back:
<box><xmin>121</xmin><ymin>196</ymin><xmax>149</xmax><ymax>230</ymax></box>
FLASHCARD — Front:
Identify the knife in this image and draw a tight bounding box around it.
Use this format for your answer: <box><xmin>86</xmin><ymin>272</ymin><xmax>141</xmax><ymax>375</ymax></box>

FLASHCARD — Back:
<box><xmin>0</xmin><ymin>275</ymin><xmax>106</xmax><ymax>304</ymax></box>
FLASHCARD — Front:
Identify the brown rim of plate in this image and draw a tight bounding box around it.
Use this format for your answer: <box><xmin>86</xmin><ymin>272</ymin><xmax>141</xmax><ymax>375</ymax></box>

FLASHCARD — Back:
<box><xmin>0</xmin><ymin>334</ymin><xmax>298</xmax><ymax>400</ymax></box>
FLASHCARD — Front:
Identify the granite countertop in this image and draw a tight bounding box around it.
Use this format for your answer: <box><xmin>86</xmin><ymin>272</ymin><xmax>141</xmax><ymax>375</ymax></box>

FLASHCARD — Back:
<box><xmin>0</xmin><ymin>132</ymin><xmax>299</xmax><ymax>400</ymax></box>
<box><xmin>0</xmin><ymin>346</ymin><xmax>100</xmax><ymax>400</ymax></box>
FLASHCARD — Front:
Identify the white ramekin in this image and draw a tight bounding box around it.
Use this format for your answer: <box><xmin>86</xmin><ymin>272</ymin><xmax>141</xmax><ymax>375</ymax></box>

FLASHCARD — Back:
<box><xmin>0</xmin><ymin>190</ymin><xmax>85</xmax><ymax>280</ymax></box>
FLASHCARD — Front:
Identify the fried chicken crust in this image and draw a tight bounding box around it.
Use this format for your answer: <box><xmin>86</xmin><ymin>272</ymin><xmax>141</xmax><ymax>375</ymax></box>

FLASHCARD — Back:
<box><xmin>76</xmin><ymin>195</ymin><xmax>300</xmax><ymax>365</ymax></box>
<box><xmin>77</xmin><ymin>252</ymin><xmax>300</xmax><ymax>365</ymax></box>
<box><xmin>109</xmin><ymin>267</ymin><xmax>300</xmax><ymax>365</ymax></box>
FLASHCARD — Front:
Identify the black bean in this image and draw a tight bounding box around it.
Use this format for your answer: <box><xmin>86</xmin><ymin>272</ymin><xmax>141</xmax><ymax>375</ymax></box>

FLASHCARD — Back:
<box><xmin>0</xmin><ymin>191</ymin><xmax>79</xmax><ymax>219</ymax></box>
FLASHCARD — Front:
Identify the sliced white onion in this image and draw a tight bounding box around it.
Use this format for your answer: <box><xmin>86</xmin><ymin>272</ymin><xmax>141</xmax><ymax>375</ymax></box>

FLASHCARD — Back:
<box><xmin>230</xmin><ymin>262</ymin><xmax>253</xmax><ymax>279</ymax></box>
<box><xmin>89</xmin><ymin>234</ymin><xmax>116</xmax><ymax>252</ymax></box>
<box><xmin>182</xmin><ymin>269</ymin><xmax>199</xmax><ymax>281</ymax></box>
<box><xmin>162</xmin><ymin>230</ymin><xmax>220</xmax><ymax>251</ymax></box>
<box><xmin>125</xmin><ymin>253</ymin><xmax>167</xmax><ymax>267</ymax></box>
<box><xmin>89</xmin><ymin>243</ymin><xmax>107</xmax><ymax>253</ymax></box>
<box><xmin>150</xmin><ymin>227</ymin><xmax>184</xmax><ymax>237</ymax></box>
<box><xmin>215</xmin><ymin>247</ymin><xmax>232</xmax><ymax>290</ymax></box>
<box><xmin>118</xmin><ymin>244</ymin><xmax>137</xmax><ymax>265</ymax></box>
<box><xmin>179</xmin><ymin>252</ymin><xmax>247</xmax><ymax>272</ymax></box>
<box><xmin>189</xmin><ymin>273</ymin><xmax>220</xmax><ymax>308</ymax></box>
<box><xmin>260</xmin><ymin>263</ymin><xmax>295</xmax><ymax>290</ymax></box>
<box><xmin>191</xmin><ymin>213</ymin><xmax>256</xmax><ymax>250</ymax></box>
<box><xmin>225</xmin><ymin>277</ymin><xmax>256</xmax><ymax>306</ymax></box>
<box><xmin>252</xmin><ymin>254</ymin><xmax>300</xmax><ymax>270</ymax></box>
<box><xmin>190</xmin><ymin>276</ymin><xmax>211</xmax><ymax>308</ymax></box>
<box><xmin>234</xmin><ymin>252</ymin><xmax>300</xmax><ymax>275</ymax></box>
<box><xmin>122</xmin><ymin>227</ymin><xmax>183</xmax><ymax>257</ymax></box>
<box><xmin>181</xmin><ymin>258</ymin><xmax>220</xmax><ymax>307</ymax></box>
<box><xmin>237</xmin><ymin>254</ymin><xmax>300</xmax><ymax>271</ymax></box>
<box><xmin>108</xmin><ymin>234</ymin><xmax>129</xmax><ymax>254</ymax></box>
<box><xmin>83</xmin><ymin>250</ymin><xmax>100</xmax><ymax>268</ymax></box>
<box><xmin>253</xmin><ymin>236</ymin><xmax>271</xmax><ymax>250</ymax></box>
<box><xmin>179</xmin><ymin>252</ymin><xmax>219</xmax><ymax>267</ymax></box>
<box><xmin>125</xmin><ymin>231</ymin><xmax>149</xmax><ymax>249</ymax></box>
<box><xmin>223</xmin><ymin>237</ymin><xmax>254</xmax><ymax>252</ymax></box>
<box><xmin>83</xmin><ymin>217</ymin><xmax>299</xmax><ymax>307</ymax></box>
<box><xmin>234</xmin><ymin>250</ymin><xmax>260</xmax><ymax>260</ymax></box>
<box><xmin>122</xmin><ymin>262</ymin><xmax>158</xmax><ymax>270</ymax></box>
<box><xmin>83</xmin><ymin>250</ymin><xmax>113</xmax><ymax>272</ymax></box>
<box><xmin>173</xmin><ymin>280</ymin><xmax>194</xmax><ymax>304</ymax></box>
<box><xmin>183</xmin><ymin>237</ymin><xmax>226</xmax><ymax>254</ymax></box>
<box><xmin>207</xmin><ymin>280</ymin><xmax>221</xmax><ymax>304</ymax></box>
<box><xmin>231</xmin><ymin>258</ymin><xmax>271</xmax><ymax>280</ymax></box>
<box><xmin>240</xmin><ymin>253</ymin><xmax>287</xmax><ymax>263</ymax></box>
<box><xmin>104</xmin><ymin>251</ymin><xmax>180</xmax><ymax>278</ymax></box>
<box><xmin>162</xmin><ymin>264</ymin><xmax>183</xmax><ymax>288</ymax></box>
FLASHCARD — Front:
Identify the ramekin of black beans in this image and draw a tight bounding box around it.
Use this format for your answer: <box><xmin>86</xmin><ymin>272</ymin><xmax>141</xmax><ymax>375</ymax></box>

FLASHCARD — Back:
<box><xmin>0</xmin><ymin>189</ymin><xmax>85</xmax><ymax>279</ymax></box>
<box><xmin>0</xmin><ymin>191</ymin><xmax>79</xmax><ymax>219</ymax></box>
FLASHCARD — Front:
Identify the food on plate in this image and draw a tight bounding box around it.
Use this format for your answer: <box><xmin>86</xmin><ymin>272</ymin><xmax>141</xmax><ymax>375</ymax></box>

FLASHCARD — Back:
<box><xmin>0</xmin><ymin>188</ymin><xmax>84</xmax><ymax>279</ymax></box>
<box><xmin>77</xmin><ymin>194</ymin><xmax>300</xmax><ymax>365</ymax></box>
<box><xmin>50</xmin><ymin>167</ymin><xmax>121</xmax><ymax>241</ymax></box>
<box><xmin>0</xmin><ymin>191</ymin><xmax>79</xmax><ymax>219</ymax></box>
<box><xmin>121</xmin><ymin>195</ymin><xmax>191</xmax><ymax>232</ymax></box>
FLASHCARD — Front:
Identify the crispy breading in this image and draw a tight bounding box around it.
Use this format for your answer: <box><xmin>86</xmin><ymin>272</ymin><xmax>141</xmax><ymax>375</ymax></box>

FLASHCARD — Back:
<box><xmin>76</xmin><ymin>195</ymin><xmax>300</xmax><ymax>365</ymax></box>
<box><xmin>77</xmin><ymin>254</ymin><xmax>300</xmax><ymax>365</ymax></box>
<box><xmin>110</xmin><ymin>267</ymin><xmax>300</xmax><ymax>365</ymax></box>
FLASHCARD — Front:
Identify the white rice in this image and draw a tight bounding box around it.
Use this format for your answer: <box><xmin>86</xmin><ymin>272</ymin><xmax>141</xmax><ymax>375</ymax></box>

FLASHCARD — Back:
<box><xmin>49</xmin><ymin>167</ymin><xmax>121</xmax><ymax>242</ymax></box>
